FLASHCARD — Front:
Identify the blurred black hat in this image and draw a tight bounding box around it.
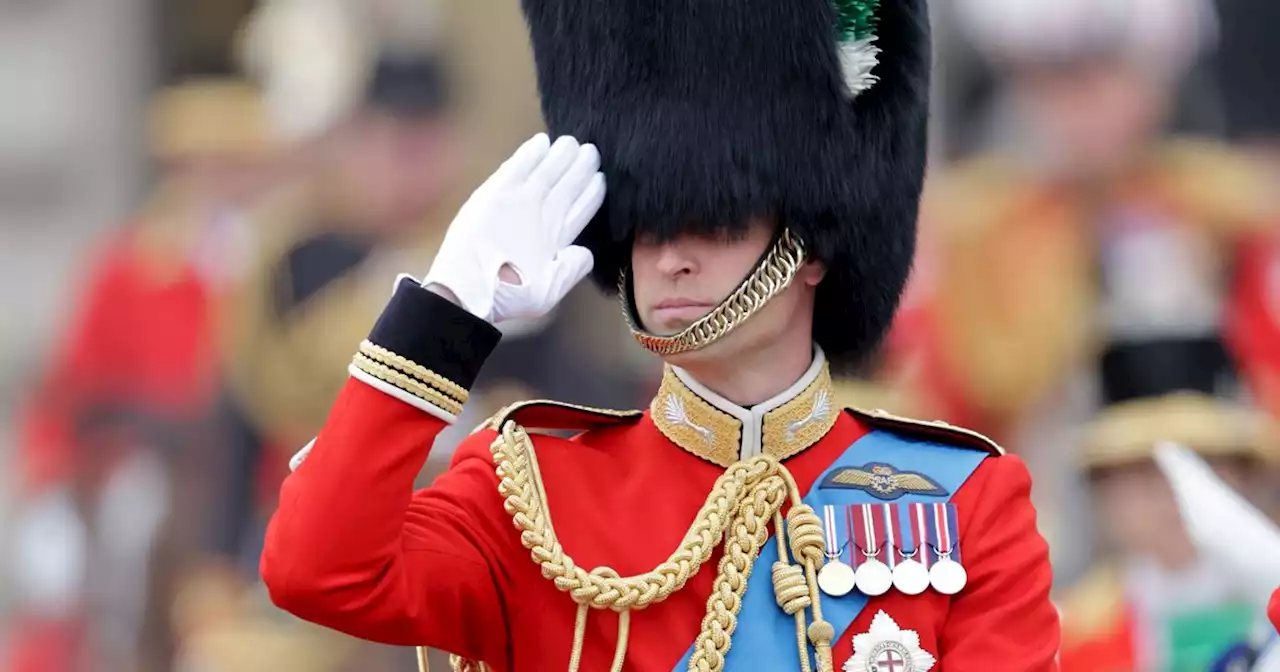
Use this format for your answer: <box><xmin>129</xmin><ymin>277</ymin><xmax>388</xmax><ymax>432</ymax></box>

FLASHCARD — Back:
<box><xmin>364</xmin><ymin>53</ymin><xmax>451</xmax><ymax>117</ymax></box>
<box><xmin>1214</xmin><ymin>0</ymin><xmax>1280</xmax><ymax>141</ymax></box>
<box><xmin>1084</xmin><ymin>337</ymin><xmax>1276</xmax><ymax>470</ymax></box>
<box><xmin>520</xmin><ymin>0</ymin><xmax>931</xmax><ymax>369</ymax></box>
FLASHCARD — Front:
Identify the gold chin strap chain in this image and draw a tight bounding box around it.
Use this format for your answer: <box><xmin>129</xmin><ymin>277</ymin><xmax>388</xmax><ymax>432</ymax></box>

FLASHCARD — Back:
<box><xmin>621</xmin><ymin>229</ymin><xmax>808</xmax><ymax>356</ymax></box>
<box><xmin>489</xmin><ymin>420</ymin><xmax>836</xmax><ymax>672</ymax></box>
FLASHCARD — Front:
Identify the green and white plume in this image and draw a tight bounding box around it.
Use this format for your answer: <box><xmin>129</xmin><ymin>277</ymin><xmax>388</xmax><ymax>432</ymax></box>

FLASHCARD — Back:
<box><xmin>833</xmin><ymin>0</ymin><xmax>881</xmax><ymax>96</ymax></box>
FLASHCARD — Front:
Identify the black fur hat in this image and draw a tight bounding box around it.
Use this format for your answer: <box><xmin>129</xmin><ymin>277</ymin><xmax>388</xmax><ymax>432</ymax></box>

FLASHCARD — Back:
<box><xmin>521</xmin><ymin>0</ymin><xmax>930</xmax><ymax>370</ymax></box>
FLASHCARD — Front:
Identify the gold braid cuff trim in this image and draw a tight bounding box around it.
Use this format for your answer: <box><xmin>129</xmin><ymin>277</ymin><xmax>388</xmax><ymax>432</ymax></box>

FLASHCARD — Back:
<box><xmin>622</xmin><ymin>229</ymin><xmax>807</xmax><ymax>356</ymax></box>
<box><xmin>350</xmin><ymin>353</ymin><xmax>464</xmax><ymax>416</ymax></box>
<box><xmin>358</xmin><ymin>340</ymin><xmax>469</xmax><ymax>405</ymax></box>
<box><xmin>487</xmin><ymin>418</ymin><xmax>838</xmax><ymax>672</ymax></box>
<box><xmin>412</xmin><ymin>648</ymin><xmax>488</xmax><ymax>672</ymax></box>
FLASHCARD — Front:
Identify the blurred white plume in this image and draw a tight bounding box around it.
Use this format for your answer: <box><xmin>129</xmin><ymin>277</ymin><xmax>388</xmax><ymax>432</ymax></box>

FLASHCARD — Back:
<box><xmin>1154</xmin><ymin>441</ymin><xmax>1280</xmax><ymax>598</ymax></box>
<box><xmin>236</xmin><ymin>0</ymin><xmax>371</xmax><ymax>142</ymax></box>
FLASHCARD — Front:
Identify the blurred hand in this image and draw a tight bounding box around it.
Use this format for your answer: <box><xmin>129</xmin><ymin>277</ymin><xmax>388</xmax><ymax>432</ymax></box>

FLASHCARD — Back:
<box><xmin>423</xmin><ymin>133</ymin><xmax>605</xmax><ymax>323</ymax></box>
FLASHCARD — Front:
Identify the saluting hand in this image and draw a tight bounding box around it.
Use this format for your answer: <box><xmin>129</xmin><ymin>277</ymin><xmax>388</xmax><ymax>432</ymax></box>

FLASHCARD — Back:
<box><xmin>423</xmin><ymin>133</ymin><xmax>605</xmax><ymax>324</ymax></box>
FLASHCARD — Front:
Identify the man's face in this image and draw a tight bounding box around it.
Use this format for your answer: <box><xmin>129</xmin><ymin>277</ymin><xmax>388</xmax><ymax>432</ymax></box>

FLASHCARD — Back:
<box><xmin>325</xmin><ymin>110</ymin><xmax>456</xmax><ymax>230</ymax></box>
<box><xmin>1017</xmin><ymin>61</ymin><xmax>1167</xmax><ymax>177</ymax></box>
<box><xmin>171</xmin><ymin>154</ymin><xmax>280</xmax><ymax>208</ymax></box>
<box><xmin>1091</xmin><ymin>455</ymin><xmax>1251</xmax><ymax>568</ymax></box>
<box><xmin>629</xmin><ymin>217</ymin><xmax>825</xmax><ymax>366</ymax></box>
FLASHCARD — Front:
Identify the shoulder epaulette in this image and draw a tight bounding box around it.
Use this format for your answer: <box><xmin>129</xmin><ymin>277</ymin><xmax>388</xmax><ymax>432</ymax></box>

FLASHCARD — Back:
<box><xmin>1054</xmin><ymin>563</ymin><xmax>1126</xmax><ymax>645</ymax></box>
<box><xmin>485</xmin><ymin>399</ymin><xmax>644</xmax><ymax>434</ymax></box>
<box><xmin>847</xmin><ymin>407</ymin><xmax>1005</xmax><ymax>456</ymax></box>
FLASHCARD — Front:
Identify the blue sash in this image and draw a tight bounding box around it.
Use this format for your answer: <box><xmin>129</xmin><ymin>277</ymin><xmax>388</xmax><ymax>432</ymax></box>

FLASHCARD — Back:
<box><xmin>672</xmin><ymin>429</ymin><xmax>988</xmax><ymax>671</ymax></box>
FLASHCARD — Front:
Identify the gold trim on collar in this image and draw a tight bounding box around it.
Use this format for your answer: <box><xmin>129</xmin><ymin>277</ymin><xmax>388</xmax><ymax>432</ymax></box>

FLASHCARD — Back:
<box><xmin>651</xmin><ymin>361</ymin><xmax>838</xmax><ymax>467</ymax></box>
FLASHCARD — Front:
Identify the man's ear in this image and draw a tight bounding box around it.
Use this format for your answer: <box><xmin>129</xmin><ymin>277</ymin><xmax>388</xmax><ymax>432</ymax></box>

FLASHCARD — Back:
<box><xmin>799</xmin><ymin>259</ymin><xmax>827</xmax><ymax>287</ymax></box>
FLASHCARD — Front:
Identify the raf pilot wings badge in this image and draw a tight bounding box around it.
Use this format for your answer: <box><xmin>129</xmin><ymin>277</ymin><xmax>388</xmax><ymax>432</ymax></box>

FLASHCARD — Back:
<box><xmin>820</xmin><ymin>462</ymin><xmax>949</xmax><ymax>501</ymax></box>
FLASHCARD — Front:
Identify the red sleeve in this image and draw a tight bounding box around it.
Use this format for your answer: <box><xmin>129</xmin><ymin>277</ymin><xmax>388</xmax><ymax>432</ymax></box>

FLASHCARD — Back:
<box><xmin>941</xmin><ymin>454</ymin><xmax>1060</xmax><ymax>671</ymax></box>
<box><xmin>262</xmin><ymin>383</ymin><xmax>516</xmax><ymax>659</ymax></box>
<box><xmin>260</xmin><ymin>279</ymin><xmax>510</xmax><ymax>662</ymax></box>
<box><xmin>1269</xmin><ymin>586</ymin><xmax>1279</xmax><ymax>634</ymax></box>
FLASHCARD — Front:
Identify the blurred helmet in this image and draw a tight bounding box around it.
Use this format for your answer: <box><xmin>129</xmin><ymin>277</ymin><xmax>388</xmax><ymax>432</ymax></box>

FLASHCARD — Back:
<box><xmin>149</xmin><ymin>78</ymin><xmax>275</xmax><ymax>162</ymax></box>
<box><xmin>236</xmin><ymin>0</ymin><xmax>371</xmax><ymax>142</ymax></box>
<box><xmin>954</xmin><ymin>0</ymin><xmax>1216</xmax><ymax>74</ymax></box>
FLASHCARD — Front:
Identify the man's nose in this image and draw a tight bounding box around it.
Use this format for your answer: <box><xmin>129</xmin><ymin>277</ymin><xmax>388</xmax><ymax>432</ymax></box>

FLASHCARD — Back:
<box><xmin>654</xmin><ymin>243</ymin><xmax>697</xmax><ymax>277</ymax></box>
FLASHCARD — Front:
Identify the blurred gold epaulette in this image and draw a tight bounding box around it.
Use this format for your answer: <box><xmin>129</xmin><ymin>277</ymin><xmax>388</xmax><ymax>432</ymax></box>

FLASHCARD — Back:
<box><xmin>485</xmin><ymin>399</ymin><xmax>644</xmax><ymax>434</ymax></box>
<box><xmin>920</xmin><ymin>153</ymin><xmax>1030</xmax><ymax>240</ymax></box>
<box><xmin>1154</xmin><ymin>138</ymin><xmax>1279</xmax><ymax>232</ymax></box>
<box><xmin>847</xmin><ymin>408</ymin><xmax>1005</xmax><ymax>456</ymax></box>
<box><xmin>1055</xmin><ymin>563</ymin><xmax>1127</xmax><ymax>645</ymax></box>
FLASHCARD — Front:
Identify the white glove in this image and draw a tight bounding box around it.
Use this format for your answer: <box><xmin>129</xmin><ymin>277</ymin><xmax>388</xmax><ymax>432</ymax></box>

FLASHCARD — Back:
<box><xmin>423</xmin><ymin>133</ymin><xmax>605</xmax><ymax>323</ymax></box>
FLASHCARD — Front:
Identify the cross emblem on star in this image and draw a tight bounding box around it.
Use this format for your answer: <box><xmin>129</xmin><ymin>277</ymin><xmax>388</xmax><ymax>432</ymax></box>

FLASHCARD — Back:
<box><xmin>845</xmin><ymin>611</ymin><xmax>936</xmax><ymax>672</ymax></box>
<box><xmin>876</xmin><ymin>649</ymin><xmax>907</xmax><ymax>672</ymax></box>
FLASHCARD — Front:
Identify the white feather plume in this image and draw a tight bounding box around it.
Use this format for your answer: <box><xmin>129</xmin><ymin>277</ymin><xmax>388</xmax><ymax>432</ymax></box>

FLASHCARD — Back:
<box><xmin>1154</xmin><ymin>442</ymin><xmax>1280</xmax><ymax>597</ymax></box>
<box><xmin>839</xmin><ymin>37</ymin><xmax>881</xmax><ymax>97</ymax></box>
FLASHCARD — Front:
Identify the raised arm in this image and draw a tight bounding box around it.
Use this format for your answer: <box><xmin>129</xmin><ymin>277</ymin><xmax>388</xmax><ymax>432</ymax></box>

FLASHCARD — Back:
<box><xmin>261</xmin><ymin>280</ymin><xmax>512</xmax><ymax>657</ymax></box>
<box><xmin>260</xmin><ymin>133</ymin><xmax>605</xmax><ymax>662</ymax></box>
<box><xmin>939</xmin><ymin>454</ymin><xmax>1061</xmax><ymax>671</ymax></box>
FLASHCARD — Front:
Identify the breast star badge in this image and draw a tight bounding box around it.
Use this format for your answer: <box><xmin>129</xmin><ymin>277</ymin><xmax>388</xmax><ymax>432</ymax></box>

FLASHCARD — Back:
<box><xmin>819</xmin><ymin>463</ymin><xmax>948</xmax><ymax>500</ymax></box>
<box><xmin>844</xmin><ymin>611</ymin><xmax>937</xmax><ymax>672</ymax></box>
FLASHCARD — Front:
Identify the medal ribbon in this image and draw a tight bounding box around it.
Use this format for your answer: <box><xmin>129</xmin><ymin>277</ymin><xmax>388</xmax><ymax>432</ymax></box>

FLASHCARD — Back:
<box><xmin>854</xmin><ymin>504</ymin><xmax>882</xmax><ymax>562</ymax></box>
<box><xmin>822</xmin><ymin>505</ymin><xmax>840</xmax><ymax>558</ymax></box>
<box><xmin>845</xmin><ymin>504</ymin><xmax>858</xmax><ymax>566</ymax></box>
<box><xmin>879</xmin><ymin>504</ymin><xmax>897</xmax><ymax>569</ymax></box>
<box><xmin>928</xmin><ymin>502</ymin><xmax>962</xmax><ymax>563</ymax></box>
<box><xmin>893</xmin><ymin>503</ymin><xmax>920</xmax><ymax>565</ymax></box>
<box><xmin>945</xmin><ymin>503</ymin><xmax>962</xmax><ymax>564</ymax></box>
<box><xmin>911</xmin><ymin>503</ymin><xmax>931</xmax><ymax>568</ymax></box>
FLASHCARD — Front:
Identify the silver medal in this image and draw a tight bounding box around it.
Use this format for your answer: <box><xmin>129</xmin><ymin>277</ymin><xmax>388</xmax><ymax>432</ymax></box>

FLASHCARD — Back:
<box><xmin>929</xmin><ymin>557</ymin><xmax>967</xmax><ymax>595</ymax></box>
<box><xmin>818</xmin><ymin>559</ymin><xmax>857</xmax><ymax>597</ymax></box>
<box><xmin>891</xmin><ymin>557</ymin><xmax>930</xmax><ymax>595</ymax></box>
<box><xmin>855</xmin><ymin>558</ymin><xmax>893</xmax><ymax>596</ymax></box>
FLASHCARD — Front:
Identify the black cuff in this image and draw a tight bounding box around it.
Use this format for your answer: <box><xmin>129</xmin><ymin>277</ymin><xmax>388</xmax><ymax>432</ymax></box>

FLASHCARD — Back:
<box><xmin>367</xmin><ymin>277</ymin><xmax>502</xmax><ymax>390</ymax></box>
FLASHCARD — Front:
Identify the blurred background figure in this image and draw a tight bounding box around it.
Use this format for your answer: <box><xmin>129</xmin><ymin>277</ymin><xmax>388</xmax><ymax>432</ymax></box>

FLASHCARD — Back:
<box><xmin>1058</xmin><ymin>337</ymin><xmax>1276</xmax><ymax>671</ymax></box>
<box><xmin>211</xmin><ymin>22</ymin><xmax>460</xmax><ymax>581</ymax></box>
<box><xmin>5</xmin><ymin>65</ymin><xmax>279</xmax><ymax>672</ymax></box>
<box><xmin>889</xmin><ymin>0</ymin><xmax>1280</xmax><ymax>582</ymax></box>
<box><xmin>1</xmin><ymin>0</ymin><xmax>1279</xmax><ymax>670</ymax></box>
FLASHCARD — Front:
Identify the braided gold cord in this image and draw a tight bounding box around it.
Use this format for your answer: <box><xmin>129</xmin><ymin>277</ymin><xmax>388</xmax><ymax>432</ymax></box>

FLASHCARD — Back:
<box><xmin>351</xmin><ymin>353</ymin><xmax>464</xmax><ymax>416</ymax></box>
<box><xmin>359</xmin><ymin>340</ymin><xmax>469</xmax><ymax>404</ymax></box>
<box><xmin>621</xmin><ymin>229</ymin><xmax>808</xmax><ymax>356</ymax></box>
<box><xmin>489</xmin><ymin>419</ymin><xmax>836</xmax><ymax>672</ymax></box>
<box><xmin>448</xmin><ymin>654</ymin><xmax>487</xmax><ymax>672</ymax></box>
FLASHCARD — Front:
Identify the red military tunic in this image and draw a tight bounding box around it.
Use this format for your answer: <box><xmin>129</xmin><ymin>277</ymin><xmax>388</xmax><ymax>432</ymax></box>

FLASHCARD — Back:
<box><xmin>261</xmin><ymin>279</ymin><xmax>1060</xmax><ymax>670</ymax></box>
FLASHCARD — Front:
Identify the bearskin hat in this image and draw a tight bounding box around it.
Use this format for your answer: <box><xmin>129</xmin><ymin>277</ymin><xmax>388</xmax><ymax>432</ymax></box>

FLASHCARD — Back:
<box><xmin>520</xmin><ymin>0</ymin><xmax>931</xmax><ymax>370</ymax></box>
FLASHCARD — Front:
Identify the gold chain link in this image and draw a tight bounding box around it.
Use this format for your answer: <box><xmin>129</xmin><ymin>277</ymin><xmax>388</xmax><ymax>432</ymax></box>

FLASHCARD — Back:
<box><xmin>621</xmin><ymin>229</ymin><xmax>808</xmax><ymax>356</ymax></box>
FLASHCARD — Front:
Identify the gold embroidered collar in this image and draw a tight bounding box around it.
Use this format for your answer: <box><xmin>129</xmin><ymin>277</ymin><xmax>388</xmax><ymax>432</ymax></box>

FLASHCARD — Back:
<box><xmin>651</xmin><ymin>349</ymin><xmax>838</xmax><ymax>468</ymax></box>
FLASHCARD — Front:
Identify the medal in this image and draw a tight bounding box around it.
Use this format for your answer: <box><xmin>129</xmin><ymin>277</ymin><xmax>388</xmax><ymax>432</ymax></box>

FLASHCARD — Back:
<box><xmin>890</xmin><ymin>503</ymin><xmax>930</xmax><ymax>595</ymax></box>
<box><xmin>818</xmin><ymin>560</ymin><xmax>857</xmax><ymax>597</ymax></box>
<box><xmin>927</xmin><ymin>503</ymin><xmax>967</xmax><ymax>595</ymax></box>
<box><xmin>855</xmin><ymin>558</ymin><xmax>893</xmax><ymax>596</ymax></box>
<box><xmin>892</xmin><ymin>556</ymin><xmax>929</xmax><ymax>595</ymax></box>
<box><xmin>818</xmin><ymin>505</ymin><xmax>855</xmax><ymax>596</ymax></box>
<box><xmin>853</xmin><ymin>505</ymin><xmax>892</xmax><ymax>596</ymax></box>
<box><xmin>929</xmin><ymin>557</ymin><xmax>967</xmax><ymax>595</ymax></box>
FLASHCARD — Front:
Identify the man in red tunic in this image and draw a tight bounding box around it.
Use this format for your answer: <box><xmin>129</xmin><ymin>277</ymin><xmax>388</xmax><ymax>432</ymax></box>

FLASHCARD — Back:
<box><xmin>260</xmin><ymin>0</ymin><xmax>1061</xmax><ymax>670</ymax></box>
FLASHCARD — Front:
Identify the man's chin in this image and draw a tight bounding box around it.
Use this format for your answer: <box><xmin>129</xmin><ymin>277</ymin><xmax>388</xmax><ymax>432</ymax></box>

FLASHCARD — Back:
<box><xmin>649</xmin><ymin>318</ymin><xmax>697</xmax><ymax>335</ymax></box>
